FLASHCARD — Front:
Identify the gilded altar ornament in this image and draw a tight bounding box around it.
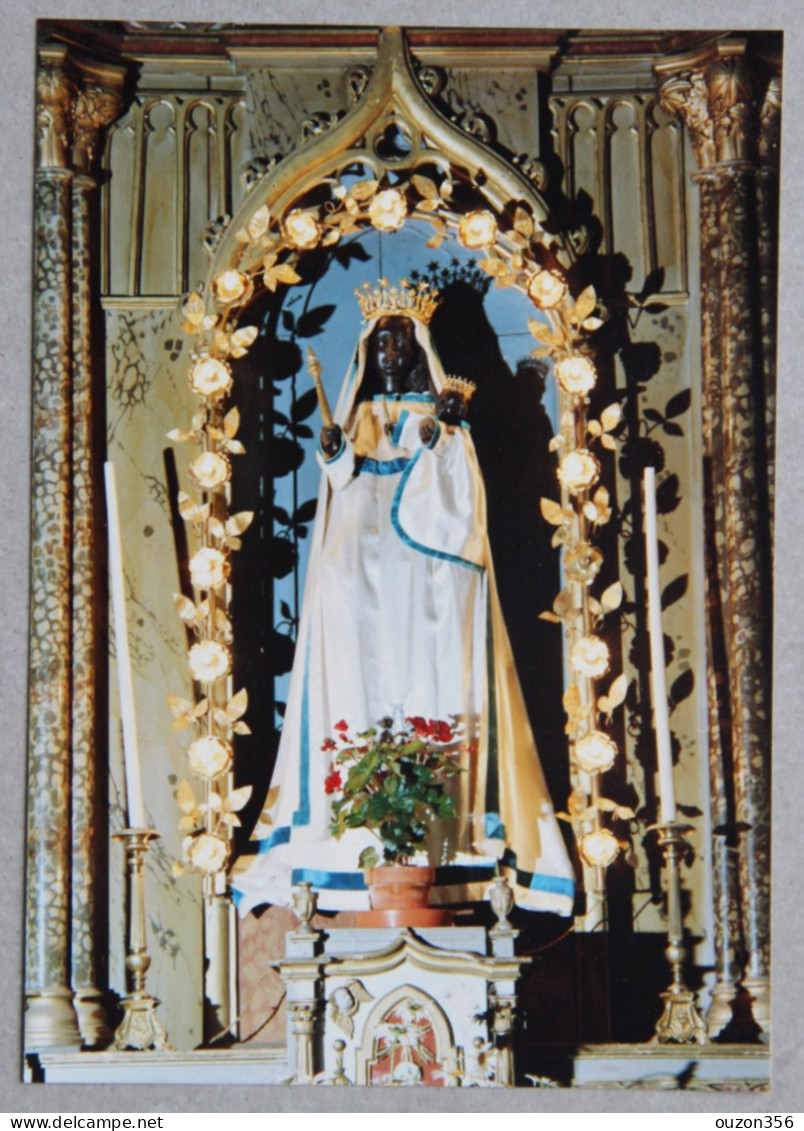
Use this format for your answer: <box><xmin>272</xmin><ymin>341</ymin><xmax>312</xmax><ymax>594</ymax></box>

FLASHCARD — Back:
<box><xmin>212</xmin><ymin>269</ymin><xmax>251</xmax><ymax>306</ymax></box>
<box><xmin>557</xmin><ymin>449</ymin><xmax>601</xmax><ymax>494</ymax></box>
<box><xmin>188</xmin><ymin>450</ymin><xmax>231</xmax><ymax>491</ymax></box>
<box><xmin>355</xmin><ymin>277</ymin><xmax>440</xmax><ymax>323</ymax></box>
<box><xmin>188</xmin><ymin>639</ymin><xmax>231</xmax><ymax>684</ymax></box>
<box><xmin>570</xmin><ymin>635</ymin><xmax>611</xmax><ymax>679</ymax></box>
<box><xmin>189</xmin><ymin>546</ymin><xmax>229</xmax><ymax>590</ymax></box>
<box><xmin>555</xmin><ymin>355</ymin><xmax>598</xmax><ymax>397</ymax></box>
<box><xmin>579</xmin><ymin>828</ymin><xmax>621</xmax><ymax>869</ymax></box>
<box><xmin>458</xmin><ymin>209</ymin><xmax>498</xmax><ymax>249</ymax></box>
<box><xmin>186</xmin><ymin>735</ymin><xmax>233</xmax><ymax>780</ymax></box>
<box><xmin>564</xmin><ymin>542</ymin><xmax>604</xmax><ymax>585</ymax></box>
<box><xmin>652</xmin><ymin>822</ymin><xmax>709</xmax><ymax>1045</ymax></box>
<box><xmin>190</xmin><ymin>356</ymin><xmax>233</xmax><ymax>399</ymax></box>
<box><xmin>186</xmin><ymin>832</ymin><xmax>230</xmax><ymax>875</ymax></box>
<box><xmin>526</xmin><ymin>269</ymin><xmax>567</xmax><ymax>309</ymax></box>
<box><xmin>283</xmin><ymin>208</ymin><xmax>322</xmax><ymax>249</ymax></box>
<box><xmin>575</xmin><ymin>731</ymin><xmax>618</xmax><ymax>775</ymax></box>
<box><xmin>367</xmin><ymin>187</ymin><xmax>408</xmax><ymax>230</ymax></box>
<box><xmin>113</xmin><ymin>829</ymin><xmax>170</xmax><ymax>1051</ymax></box>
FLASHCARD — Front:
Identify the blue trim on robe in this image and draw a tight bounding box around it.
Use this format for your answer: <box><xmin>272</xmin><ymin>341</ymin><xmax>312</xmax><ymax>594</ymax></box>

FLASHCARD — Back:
<box><xmin>372</xmin><ymin>394</ymin><xmax>435</xmax><ymax>403</ymax></box>
<box><xmin>391</xmin><ymin>410</ymin><xmax>409</xmax><ymax>447</ymax></box>
<box><xmin>358</xmin><ymin>456</ymin><xmax>410</xmax><ymax>476</ymax></box>
<box><xmin>485</xmin><ymin>812</ymin><xmax>506</xmax><ymax>840</ymax></box>
<box><xmin>292</xmin><ymin>868</ymin><xmax>368</xmax><ymax>891</ymax></box>
<box><xmin>291</xmin><ymin>640</ymin><xmax>311</xmax><ymax>827</ymax></box>
<box><xmin>256</xmin><ymin>825</ymin><xmax>291</xmax><ymax>852</ymax></box>
<box><xmin>390</xmin><ymin>450</ymin><xmax>485</xmax><ymax>574</ymax></box>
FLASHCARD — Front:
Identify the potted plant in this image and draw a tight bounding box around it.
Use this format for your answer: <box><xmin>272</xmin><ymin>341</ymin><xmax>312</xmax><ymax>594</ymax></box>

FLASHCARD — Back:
<box><xmin>326</xmin><ymin>716</ymin><xmax>463</xmax><ymax>926</ymax></box>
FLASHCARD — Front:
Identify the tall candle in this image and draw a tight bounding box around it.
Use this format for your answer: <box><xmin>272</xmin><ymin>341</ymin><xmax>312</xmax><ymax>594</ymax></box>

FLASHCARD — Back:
<box><xmin>644</xmin><ymin>468</ymin><xmax>677</xmax><ymax>824</ymax></box>
<box><xmin>104</xmin><ymin>462</ymin><xmax>146</xmax><ymax>828</ymax></box>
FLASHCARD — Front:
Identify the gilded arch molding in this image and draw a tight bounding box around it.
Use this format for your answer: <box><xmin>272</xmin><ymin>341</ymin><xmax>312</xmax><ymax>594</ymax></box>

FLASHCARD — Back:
<box><xmin>209</xmin><ymin>26</ymin><xmax>571</xmax><ymax>281</ymax></box>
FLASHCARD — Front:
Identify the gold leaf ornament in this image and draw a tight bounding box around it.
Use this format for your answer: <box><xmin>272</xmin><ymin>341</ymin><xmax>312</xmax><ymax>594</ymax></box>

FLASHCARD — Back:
<box><xmin>540</xmin><ymin>497</ymin><xmax>566</xmax><ymax>525</ymax></box>
<box><xmin>187</xmin><ymin>833</ymin><xmax>230</xmax><ymax>876</ymax></box>
<box><xmin>368</xmin><ymin>188</ymin><xmax>408</xmax><ymax>231</ymax></box>
<box><xmin>190</xmin><ymin>357</ymin><xmax>233</xmax><ymax>399</ymax></box>
<box><xmin>570</xmin><ymin>635</ymin><xmax>611</xmax><ymax>679</ymax></box>
<box><xmin>230</xmin><ymin>326</ymin><xmax>258</xmax><ymax>358</ymax></box>
<box><xmin>601</xmin><ymin>581</ymin><xmax>624</xmax><ymax>612</ymax></box>
<box><xmin>458</xmin><ymin>210</ymin><xmax>498</xmax><ymax>250</ymax></box>
<box><xmin>526</xmin><ymin>269</ymin><xmax>567</xmax><ymax>309</ymax></box>
<box><xmin>601</xmin><ymin>403</ymin><xmax>623</xmax><ymax>433</ymax></box>
<box><xmin>575</xmin><ymin>730</ymin><xmax>618</xmax><ymax>774</ymax></box>
<box><xmin>187</xmin><ymin>735</ymin><xmax>233</xmax><ymax>779</ymax></box>
<box><xmin>283</xmin><ymin>209</ymin><xmax>321</xmax><ymax>250</ymax></box>
<box><xmin>580</xmin><ymin>828</ymin><xmax>620</xmax><ymax>868</ymax></box>
<box><xmin>225</xmin><ymin>784</ymin><xmax>253</xmax><ymax>813</ymax></box>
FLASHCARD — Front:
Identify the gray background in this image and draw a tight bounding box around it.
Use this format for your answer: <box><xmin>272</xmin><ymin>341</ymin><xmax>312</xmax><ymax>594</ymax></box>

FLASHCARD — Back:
<box><xmin>1</xmin><ymin>0</ymin><xmax>801</xmax><ymax>1114</ymax></box>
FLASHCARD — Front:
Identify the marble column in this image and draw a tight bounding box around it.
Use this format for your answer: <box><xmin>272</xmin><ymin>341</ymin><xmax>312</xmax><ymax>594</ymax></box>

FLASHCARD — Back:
<box><xmin>69</xmin><ymin>79</ymin><xmax>125</xmax><ymax>1048</ymax></box>
<box><xmin>710</xmin><ymin>55</ymin><xmax>772</xmax><ymax>1039</ymax></box>
<box><xmin>658</xmin><ymin>68</ymin><xmax>743</xmax><ymax>1039</ymax></box>
<box><xmin>755</xmin><ymin>76</ymin><xmax>781</xmax><ymax>542</ymax></box>
<box><xmin>657</xmin><ymin>44</ymin><xmax>776</xmax><ymax>1040</ymax></box>
<box><xmin>25</xmin><ymin>56</ymin><xmax>82</xmax><ymax>1051</ymax></box>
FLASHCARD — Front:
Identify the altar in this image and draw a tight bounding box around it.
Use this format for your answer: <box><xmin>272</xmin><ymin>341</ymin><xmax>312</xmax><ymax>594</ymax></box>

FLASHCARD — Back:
<box><xmin>22</xmin><ymin>20</ymin><xmax>778</xmax><ymax>1094</ymax></box>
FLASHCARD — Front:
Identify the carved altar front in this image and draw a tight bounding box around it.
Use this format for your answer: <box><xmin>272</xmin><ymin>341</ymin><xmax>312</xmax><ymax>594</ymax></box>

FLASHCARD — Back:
<box><xmin>277</xmin><ymin>920</ymin><xmax>527</xmax><ymax>1087</ymax></box>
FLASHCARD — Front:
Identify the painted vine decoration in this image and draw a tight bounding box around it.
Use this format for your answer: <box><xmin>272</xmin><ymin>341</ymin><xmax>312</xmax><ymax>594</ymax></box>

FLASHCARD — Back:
<box><xmin>166</xmin><ymin>164</ymin><xmax>630</xmax><ymax>882</ymax></box>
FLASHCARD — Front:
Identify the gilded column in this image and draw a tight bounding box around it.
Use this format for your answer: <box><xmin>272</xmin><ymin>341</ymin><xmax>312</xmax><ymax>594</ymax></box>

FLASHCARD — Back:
<box><xmin>707</xmin><ymin>54</ymin><xmax>772</xmax><ymax>1039</ymax></box>
<box><xmin>25</xmin><ymin>53</ymin><xmax>82</xmax><ymax>1050</ymax></box>
<box><xmin>69</xmin><ymin>78</ymin><xmax>125</xmax><ymax>1048</ymax></box>
<box><xmin>657</xmin><ymin>68</ymin><xmax>743</xmax><ymax>1038</ymax></box>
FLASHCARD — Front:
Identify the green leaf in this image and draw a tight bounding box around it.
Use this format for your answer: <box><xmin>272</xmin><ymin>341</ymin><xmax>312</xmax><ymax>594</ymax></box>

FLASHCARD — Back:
<box><xmin>359</xmin><ymin>846</ymin><xmax>380</xmax><ymax>870</ymax></box>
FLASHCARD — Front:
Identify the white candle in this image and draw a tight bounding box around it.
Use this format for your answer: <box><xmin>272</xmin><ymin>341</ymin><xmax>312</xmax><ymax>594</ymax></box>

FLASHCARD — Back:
<box><xmin>104</xmin><ymin>462</ymin><xmax>146</xmax><ymax>828</ymax></box>
<box><xmin>643</xmin><ymin>468</ymin><xmax>677</xmax><ymax>824</ymax></box>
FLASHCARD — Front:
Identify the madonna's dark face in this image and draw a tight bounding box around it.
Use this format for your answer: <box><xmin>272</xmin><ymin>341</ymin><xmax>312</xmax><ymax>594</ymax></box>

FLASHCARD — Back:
<box><xmin>370</xmin><ymin>316</ymin><xmax>416</xmax><ymax>393</ymax></box>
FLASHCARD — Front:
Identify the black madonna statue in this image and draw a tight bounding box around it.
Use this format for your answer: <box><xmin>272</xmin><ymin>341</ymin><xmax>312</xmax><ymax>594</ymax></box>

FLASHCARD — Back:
<box><xmin>232</xmin><ymin>279</ymin><xmax>575</xmax><ymax>916</ymax></box>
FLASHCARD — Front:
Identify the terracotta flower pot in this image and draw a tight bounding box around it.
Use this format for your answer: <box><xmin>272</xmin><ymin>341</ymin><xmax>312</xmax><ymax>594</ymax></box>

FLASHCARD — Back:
<box><xmin>355</xmin><ymin>864</ymin><xmax>453</xmax><ymax>927</ymax></box>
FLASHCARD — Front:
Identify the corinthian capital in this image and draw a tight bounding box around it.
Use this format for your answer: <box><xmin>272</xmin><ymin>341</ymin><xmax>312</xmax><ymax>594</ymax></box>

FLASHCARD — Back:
<box><xmin>36</xmin><ymin>62</ymin><xmax>75</xmax><ymax>170</ymax></box>
<box><xmin>658</xmin><ymin>70</ymin><xmax>715</xmax><ymax>169</ymax></box>
<box><xmin>705</xmin><ymin>54</ymin><xmax>758</xmax><ymax>165</ymax></box>
<box><xmin>73</xmin><ymin>85</ymin><xmax>124</xmax><ymax>176</ymax></box>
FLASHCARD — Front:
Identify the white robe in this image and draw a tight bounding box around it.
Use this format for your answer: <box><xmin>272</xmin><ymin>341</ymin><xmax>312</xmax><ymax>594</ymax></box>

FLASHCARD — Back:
<box><xmin>231</xmin><ymin>320</ymin><xmax>575</xmax><ymax>916</ymax></box>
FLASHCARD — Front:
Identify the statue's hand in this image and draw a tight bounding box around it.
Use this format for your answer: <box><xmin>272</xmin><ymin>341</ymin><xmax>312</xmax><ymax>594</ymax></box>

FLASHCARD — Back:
<box><xmin>419</xmin><ymin>416</ymin><xmax>437</xmax><ymax>446</ymax></box>
<box><xmin>320</xmin><ymin>424</ymin><xmax>343</xmax><ymax>457</ymax></box>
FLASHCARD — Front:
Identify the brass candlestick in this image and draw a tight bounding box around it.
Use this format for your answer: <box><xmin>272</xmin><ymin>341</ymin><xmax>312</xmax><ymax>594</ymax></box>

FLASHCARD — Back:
<box><xmin>651</xmin><ymin>822</ymin><xmax>708</xmax><ymax>1045</ymax></box>
<box><xmin>113</xmin><ymin>828</ymin><xmax>170</xmax><ymax>1051</ymax></box>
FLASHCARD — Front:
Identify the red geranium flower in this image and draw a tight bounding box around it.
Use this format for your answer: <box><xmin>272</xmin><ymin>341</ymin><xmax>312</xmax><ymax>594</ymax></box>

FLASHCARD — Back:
<box><xmin>334</xmin><ymin>719</ymin><xmax>349</xmax><ymax>732</ymax></box>
<box><xmin>406</xmin><ymin>716</ymin><xmax>429</xmax><ymax>736</ymax></box>
<box><xmin>321</xmin><ymin>737</ymin><xmax>337</xmax><ymax>752</ymax></box>
<box><xmin>324</xmin><ymin>768</ymin><xmax>342</xmax><ymax>794</ymax></box>
<box><xmin>429</xmin><ymin>719</ymin><xmax>453</xmax><ymax>743</ymax></box>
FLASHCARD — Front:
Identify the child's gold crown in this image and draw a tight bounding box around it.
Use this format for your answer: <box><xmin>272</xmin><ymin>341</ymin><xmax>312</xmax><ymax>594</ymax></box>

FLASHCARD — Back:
<box><xmin>443</xmin><ymin>375</ymin><xmax>477</xmax><ymax>402</ymax></box>
<box><xmin>355</xmin><ymin>278</ymin><xmax>441</xmax><ymax>324</ymax></box>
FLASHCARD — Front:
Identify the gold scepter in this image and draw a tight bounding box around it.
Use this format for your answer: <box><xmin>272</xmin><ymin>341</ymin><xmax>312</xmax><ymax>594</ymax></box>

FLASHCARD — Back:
<box><xmin>307</xmin><ymin>346</ymin><xmax>333</xmax><ymax>428</ymax></box>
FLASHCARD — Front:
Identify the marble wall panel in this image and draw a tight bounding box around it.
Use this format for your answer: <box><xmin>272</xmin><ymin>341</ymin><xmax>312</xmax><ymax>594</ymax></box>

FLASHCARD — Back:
<box><xmin>103</xmin><ymin>85</ymin><xmax>247</xmax><ymax>297</ymax></box>
<box><xmin>105</xmin><ymin>305</ymin><xmax>204</xmax><ymax>1050</ymax></box>
<box><xmin>551</xmin><ymin>87</ymin><xmax>707</xmax><ymax>941</ymax></box>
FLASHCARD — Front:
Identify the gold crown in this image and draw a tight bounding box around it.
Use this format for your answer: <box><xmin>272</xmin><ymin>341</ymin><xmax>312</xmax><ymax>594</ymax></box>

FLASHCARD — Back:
<box><xmin>443</xmin><ymin>375</ymin><xmax>477</xmax><ymax>402</ymax></box>
<box><xmin>355</xmin><ymin>278</ymin><xmax>441</xmax><ymax>324</ymax></box>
